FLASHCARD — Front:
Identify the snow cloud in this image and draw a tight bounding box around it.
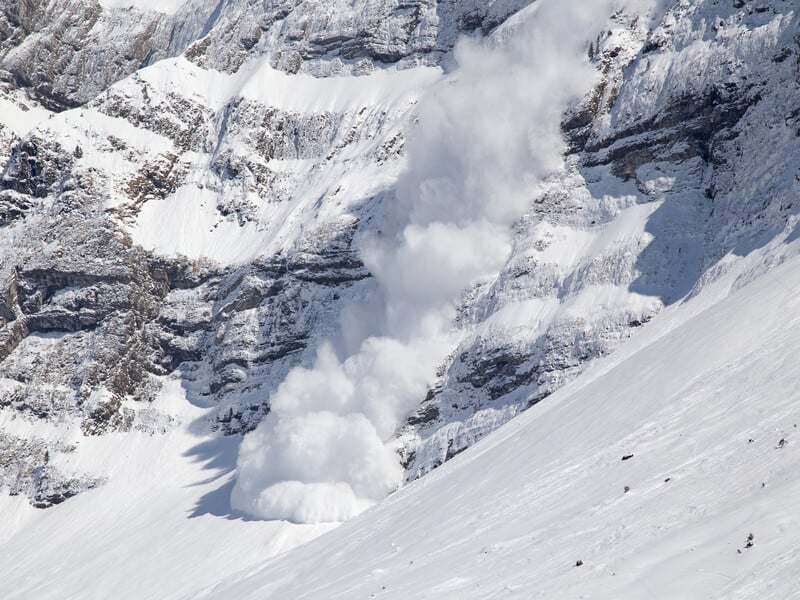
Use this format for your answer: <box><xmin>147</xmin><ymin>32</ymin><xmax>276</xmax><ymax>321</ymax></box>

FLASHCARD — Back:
<box><xmin>232</xmin><ymin>0</ymin><xmax>645</xmax><ymax>524</ymax></box>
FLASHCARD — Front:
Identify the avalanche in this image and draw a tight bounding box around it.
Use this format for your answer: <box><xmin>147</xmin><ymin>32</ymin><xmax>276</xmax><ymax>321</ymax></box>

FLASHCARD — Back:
<box><xmin>230</xmin><ymin>0</ymin><xmax>652</xmax><ymax>525</ymax></box>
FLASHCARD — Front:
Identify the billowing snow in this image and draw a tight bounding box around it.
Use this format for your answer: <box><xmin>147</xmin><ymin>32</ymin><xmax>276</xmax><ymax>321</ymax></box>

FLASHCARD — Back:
<box><xmin>230</xmin><ymin>0</ymin><xmax>643</xmax><ymax>524</ymax></box>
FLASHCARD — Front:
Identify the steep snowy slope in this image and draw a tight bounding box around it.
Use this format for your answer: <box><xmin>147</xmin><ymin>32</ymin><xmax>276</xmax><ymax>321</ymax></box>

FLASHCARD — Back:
<box><xmin>403</xmin><ymin>0</ymin><xmax>800</xmax><ymax>478</ymax></box>
<box><xmin>199</xmin><ymin>247</ymin><xmax>800</xmax><ymax>600</ymax></box>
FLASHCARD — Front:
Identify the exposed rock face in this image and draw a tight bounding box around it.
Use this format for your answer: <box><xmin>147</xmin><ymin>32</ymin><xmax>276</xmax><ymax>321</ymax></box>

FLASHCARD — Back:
<box><xmin>0</xmin><ymin>431</ymin><xmax>104</xmax><ymax>508</ymax></box>
<box><xmin>0</xmin><ymin>0</ymin><xmax>531</xmax><ymax>110</ymax></box>
<box><xmin>0</xmin><ymin>0</ymin><xmax>203</xmax><ymax>110</ymax></box>
<box><xmin>399</xmin><ymin>2</ymin><xmax>800</xmax><ymax>477</ymax></box>
<box><xmin>2</xmin><ymin>0</ymin><xmax>800</xmax><ymax>507</ymax></box>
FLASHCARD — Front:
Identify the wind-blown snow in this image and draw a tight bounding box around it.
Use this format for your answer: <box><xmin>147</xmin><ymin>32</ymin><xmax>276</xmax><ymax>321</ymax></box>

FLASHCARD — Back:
<box><xmin>231</xmin><ymin>0</ymin><xmax>646</xmax><ymax>524</ymax></box>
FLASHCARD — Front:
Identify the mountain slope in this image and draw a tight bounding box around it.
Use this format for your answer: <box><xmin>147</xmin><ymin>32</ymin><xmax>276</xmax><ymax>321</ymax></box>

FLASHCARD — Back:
<box><xmin>199</xmin><ymin>247</ymin><xmax>800</xmax><ymax>600</ymax></box>
<box><xmin>0</xmin><ymin>379</ymin><xmax>335</xmax><ymax>599</ymax></box>
<box><xmin>3</xmin><ymin>203</ymin><xmax>799</xmax><ymax>600</ymax></box>
<box><xmin>1</xmin><ymin>0</ymin><xmax>800</xmax><ymax>595</ymax></box>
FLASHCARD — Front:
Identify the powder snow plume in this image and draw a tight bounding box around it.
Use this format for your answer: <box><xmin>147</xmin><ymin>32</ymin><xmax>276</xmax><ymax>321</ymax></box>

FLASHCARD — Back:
<box><xmin>232</xmin><ymin>0</ymin><xmax>643</xmax><ymax>524</ymax></box>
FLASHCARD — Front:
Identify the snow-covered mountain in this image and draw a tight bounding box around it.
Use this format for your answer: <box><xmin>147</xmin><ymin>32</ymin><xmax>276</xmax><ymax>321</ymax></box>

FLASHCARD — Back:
<box><xmin>2</xmin><ymin>0</ymin><xmax>800</xmax><ymax>596</ymax></box>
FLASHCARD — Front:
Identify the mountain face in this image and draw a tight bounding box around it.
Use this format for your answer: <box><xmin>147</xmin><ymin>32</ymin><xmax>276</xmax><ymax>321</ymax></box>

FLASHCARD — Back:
<box><xmin>1</xmin><ymin>0</ymin><xmax>799</xmax><ymax>562</ymax></box>
<box><xmin>0</xmin><ymin>0</ymin><xmax>536</xmax><ymax>508</ymax></box>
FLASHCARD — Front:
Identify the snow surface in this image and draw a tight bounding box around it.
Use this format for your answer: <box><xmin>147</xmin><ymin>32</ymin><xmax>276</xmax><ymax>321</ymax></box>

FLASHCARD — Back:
<box><xmin>197</xmin><ymin>253</ymin><xmax>800</xmax><ymax>599</ymax></box>
<box><xmin>98</xmin><ymin>0</ymin><xmax>188</xmax><ymax>14</ymax></box>
<box><xmin>134</xmin><ymin>184</ymin><xmax>272</xmax><ymax>261</ymax></box>
<box><xmin>0</xmin><ymin>378</ymin><xmax>335</xmax><ymax>600</ymax></box>
<box><xmin>0</xmin><ymin>91</ymin><xmax>51</xmax><ymax>137</ymax></box>
<box><xmin>132</xmin><ymin>55</ymin><xmax>442</xmax><ymax>115</ymax></box>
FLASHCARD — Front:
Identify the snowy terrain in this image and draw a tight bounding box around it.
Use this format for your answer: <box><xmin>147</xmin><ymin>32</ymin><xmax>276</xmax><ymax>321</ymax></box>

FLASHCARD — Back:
<box><xmin>0</xmin><ymin>378</ymin><xmax>336</xmax><ymax>598</ymax></box>
<box><xmin>3</xmin><ymin>219</ymin><xmax>800</xmax><ymax>599</ymax></box>
<box><xmin>196</xmin><ymin>252</ymin><xmax>800</xmax><ymax>600</ymax></box>
<box><xmin>2</xmin><ymin>0</ymin><xmax>800</xmax><ymax>596</ymax></box>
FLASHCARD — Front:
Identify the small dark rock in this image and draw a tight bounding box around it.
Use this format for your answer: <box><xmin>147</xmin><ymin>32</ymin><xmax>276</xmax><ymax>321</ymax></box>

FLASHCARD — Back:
<box><xmin>773</xmin><ymin>47</ymin><xmax>792</xmax><ymax>63</ymax></box>
<box><xmin>407</xmin><ymin>403</ymin><xmax>440</xmax><ymax>426</ymax></box>
<box><xmin>575</xmin><ymin>560</ymin><xmax>583</xmax><ymax>567</ymax></box>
